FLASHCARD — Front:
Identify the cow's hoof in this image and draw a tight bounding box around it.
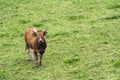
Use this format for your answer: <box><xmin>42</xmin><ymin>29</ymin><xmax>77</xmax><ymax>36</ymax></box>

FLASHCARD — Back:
<box><xmin>32</xmin><ymin>58</ymin><xmax>35</xmax><ymax>61</ymax></box>
<box><xmin>26</xmin><ymin>58</ymin><xmax>31</xmax><ymax>61</ymax></box>
<box><xmin>39</xmin><ymin>64</ymin><xmax>42</xmax><ymax>66</ymax></box>
<box><xmin>34</xmin><ymin>64</ymin><xmax>39</xmax><ymax>67</ymax></box>
<box><xmin>34</xmin><ymin>64</ymin><xmax>42</xmax><ymax>67</ymax></box>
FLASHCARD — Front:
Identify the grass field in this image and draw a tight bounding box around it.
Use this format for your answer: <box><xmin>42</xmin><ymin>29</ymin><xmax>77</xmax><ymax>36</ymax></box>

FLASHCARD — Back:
<box><xmin>0</xmin><ymin>0</ymin><xmax>120</xmax><ymax>80</ymax></box>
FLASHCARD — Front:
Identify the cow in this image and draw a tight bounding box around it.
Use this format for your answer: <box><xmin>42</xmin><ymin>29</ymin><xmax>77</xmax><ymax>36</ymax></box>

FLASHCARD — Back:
<box><xmin>24</xmin><ymin>25</ymin><xmax>47</xmax><ymax>67</ymax></box>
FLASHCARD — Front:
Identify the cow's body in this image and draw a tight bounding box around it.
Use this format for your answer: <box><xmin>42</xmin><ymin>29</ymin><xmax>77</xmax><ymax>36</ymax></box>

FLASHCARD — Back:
<box><xmin>24</xmin><ymin>26</ymin><xmax>47</xmax><ymax>66</ymax></box>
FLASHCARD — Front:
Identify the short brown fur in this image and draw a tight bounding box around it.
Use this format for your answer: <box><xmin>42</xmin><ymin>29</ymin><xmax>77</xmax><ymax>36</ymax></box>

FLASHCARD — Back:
<box><xmin>24</xmin><ymin>25</ymin><xmax>47</xmax><ymax>67</ymax></box>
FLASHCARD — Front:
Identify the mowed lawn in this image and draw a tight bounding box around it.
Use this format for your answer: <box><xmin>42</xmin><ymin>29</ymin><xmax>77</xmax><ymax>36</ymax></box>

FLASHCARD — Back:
<box><xmin>0</xmin><ymin>0</ymin><xmax>120</xmax><ymax>80</ymax></box>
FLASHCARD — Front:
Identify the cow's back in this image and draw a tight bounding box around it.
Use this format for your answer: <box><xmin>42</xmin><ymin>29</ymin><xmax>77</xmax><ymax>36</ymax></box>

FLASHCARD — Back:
<box><xmin>24</xmin><ymin>26</ymin><xmax>37</xmax><ymax>49</ymax></box>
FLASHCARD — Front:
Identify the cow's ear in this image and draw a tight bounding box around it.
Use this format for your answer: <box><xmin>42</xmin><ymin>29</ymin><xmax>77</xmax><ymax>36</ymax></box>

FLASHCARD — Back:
<box><xmin>32</xmin><ymin>29</ymin><xmax>38</xmax><ymax>37</ymax></box>
<box><xmin>43</xmin><ymin>30</ymin><xmax>47</xmax><ymax>36</ymax></box>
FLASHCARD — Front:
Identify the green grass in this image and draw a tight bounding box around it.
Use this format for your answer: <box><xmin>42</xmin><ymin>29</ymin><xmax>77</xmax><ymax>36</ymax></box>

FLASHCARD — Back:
<box><xmin>0</xmin><ymin>0</ymin><xmax>120</xmax><ymax>80</ymax></box>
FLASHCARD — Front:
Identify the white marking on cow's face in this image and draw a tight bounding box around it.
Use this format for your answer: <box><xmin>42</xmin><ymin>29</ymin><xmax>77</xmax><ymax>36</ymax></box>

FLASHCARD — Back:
<box><xmin>38</xmin><ymin>38</ymin><xmax>43</xmax><ymax>44</ymax></box>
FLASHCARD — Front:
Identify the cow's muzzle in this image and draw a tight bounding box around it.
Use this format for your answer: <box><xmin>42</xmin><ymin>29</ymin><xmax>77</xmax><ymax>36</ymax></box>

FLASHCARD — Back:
<box><xmin>38</xmin><ymin>38</ymin><xmax>44</xmax><ymax>44</ymax></box>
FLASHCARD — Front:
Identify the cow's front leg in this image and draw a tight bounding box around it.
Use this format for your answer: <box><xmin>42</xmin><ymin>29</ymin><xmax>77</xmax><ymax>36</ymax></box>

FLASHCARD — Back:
<box><xmin>34</xmin><ymin>51</ymin><xmax>38</xmax><ymax>67</ymax></box>
<box><xmin>39</xmin><ymin>53</ymin><xmax>43</xmax><ymax>66</ymax></box>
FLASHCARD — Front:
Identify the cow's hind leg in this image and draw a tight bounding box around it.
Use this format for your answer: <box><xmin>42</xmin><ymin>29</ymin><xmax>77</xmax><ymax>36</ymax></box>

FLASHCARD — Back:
<box><xmin>32</xmin><ymin>50</ymin><xmax>35</xmax><ymax>61</ymax></box>
<box><xmin>26</xmin><ymin>48</ymin><xmax>31</xmax><ymax>61</ymax></box>
<box><xmin>25</xmin><ymin>42</ymin><xmax>31</xmax><ymax>61</ymax></box>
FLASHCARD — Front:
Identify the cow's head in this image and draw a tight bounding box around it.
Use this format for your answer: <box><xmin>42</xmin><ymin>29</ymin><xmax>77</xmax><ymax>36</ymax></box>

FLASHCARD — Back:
<box><xmin>32</xmin><ymin>29</ymin><xmax>47</xmax><ymax>44</ymax></box>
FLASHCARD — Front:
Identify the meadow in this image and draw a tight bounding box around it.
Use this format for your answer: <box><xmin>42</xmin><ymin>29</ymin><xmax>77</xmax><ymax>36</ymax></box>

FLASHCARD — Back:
<box><xmin>0</xmin><ymin>0</ymin><xmax>120</xmax><ymax>80</ymax></box>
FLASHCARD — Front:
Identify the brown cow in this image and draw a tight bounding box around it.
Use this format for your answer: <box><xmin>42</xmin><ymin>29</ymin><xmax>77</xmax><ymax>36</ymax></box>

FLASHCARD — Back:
<box><xmin>24</xmin><ymin>25</ymin><xmax>47</xmax><ymax>67</ymax></box>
